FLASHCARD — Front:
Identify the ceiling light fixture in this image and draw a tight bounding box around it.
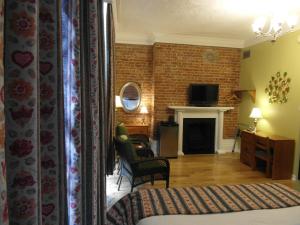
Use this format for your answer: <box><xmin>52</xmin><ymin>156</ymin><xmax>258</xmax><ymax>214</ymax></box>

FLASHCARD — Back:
<box><xmin>252</xmin><ymin>15</ymin><xmax>298</xmax><ymax>41</ymax></box>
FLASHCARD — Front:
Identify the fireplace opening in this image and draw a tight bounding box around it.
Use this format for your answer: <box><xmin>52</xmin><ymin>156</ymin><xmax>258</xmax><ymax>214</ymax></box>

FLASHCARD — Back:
<box><xmin>183</xmin><ymin>118</ymin><xmax>216</xmax><ymax>154</ymax></box>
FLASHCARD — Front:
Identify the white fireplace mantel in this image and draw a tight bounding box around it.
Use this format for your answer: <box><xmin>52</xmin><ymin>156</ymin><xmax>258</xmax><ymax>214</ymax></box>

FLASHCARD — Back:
<box><xmin>168</xmin><ymin>106</ymin><xmax>234</xmax><ymax>155</ymax></box>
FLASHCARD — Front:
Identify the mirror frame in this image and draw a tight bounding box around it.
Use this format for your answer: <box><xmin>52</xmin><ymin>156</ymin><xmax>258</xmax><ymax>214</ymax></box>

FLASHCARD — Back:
<box><xmin>119</xmin><ymin>82</ymin><xmax>141</xmax><ymax>113</ymax></box>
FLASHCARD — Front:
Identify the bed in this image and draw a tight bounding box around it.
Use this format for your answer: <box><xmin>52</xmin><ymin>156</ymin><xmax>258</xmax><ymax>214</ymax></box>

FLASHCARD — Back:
<box><xmin>138</xmin><ymin>206</ymin><xmax>300</xmax><ymax>225</ymax></box>
<box><xmin>106</xmin><ymin>183</ymin><xmax>300</xmax><ymax>225</ymax></box>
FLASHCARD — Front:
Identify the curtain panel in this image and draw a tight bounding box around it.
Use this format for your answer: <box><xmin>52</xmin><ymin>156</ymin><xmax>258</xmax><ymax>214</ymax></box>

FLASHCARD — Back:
<box><xmin>0</xmin><ymin>0</ymin><xmax>7</xmax><ymax>224</ymax></box>
<box><xmin>4</xmin><ymin>0</ymin><xmax>111</xmax><ymax>225</ymax></box>
<box><xmin>62</xmin><ymin>0</ymin><xmax>109</xmax><ymax>224</ymax></box>
<box><xmin>106</xmin><ymin>4</ymin><xmax>115</xmax><ymax>176</ymax></box>
<box><xmin>5</xmin><ymin>0</ymin><xmax>65</xmax><ymax>224</ymax></box>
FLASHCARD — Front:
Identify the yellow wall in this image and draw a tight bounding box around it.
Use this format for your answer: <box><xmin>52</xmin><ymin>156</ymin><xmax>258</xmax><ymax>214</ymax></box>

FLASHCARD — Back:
<box><xmin>239</xmin><ymin>30</ymin><xmax>300</xmax><ymax>178</ymax></box>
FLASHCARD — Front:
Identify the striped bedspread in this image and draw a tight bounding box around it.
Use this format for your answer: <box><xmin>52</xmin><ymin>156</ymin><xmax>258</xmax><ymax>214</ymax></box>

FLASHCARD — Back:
<box><xmin>106</xmin><ymin>183</ymin><xmax>300</xmax><ymax>225</ymax></box>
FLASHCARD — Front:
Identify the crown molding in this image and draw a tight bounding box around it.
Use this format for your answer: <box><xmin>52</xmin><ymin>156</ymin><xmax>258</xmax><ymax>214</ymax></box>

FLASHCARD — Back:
<box><xmin>116</xmin><ymin>32</ymin><xmax>154</xmax><ymax>45</ymax></box>
<box><xmin>243</xmin><ymin>37</ymin><xmax>270</xmax><ymax>48</ymax></box>
<box><xmin>116</xmin><ymin>32</ymin><xmax>245</xmax><ymax>48</ymax></box>
<box><xmin>155</xmin><ymin>34</ymin><xmax>244</xmax><ymax>48</ymax></box>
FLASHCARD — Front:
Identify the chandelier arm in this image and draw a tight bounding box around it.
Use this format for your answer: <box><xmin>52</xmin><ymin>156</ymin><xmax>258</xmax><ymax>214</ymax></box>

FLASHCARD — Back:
<box><xmin>253</xmin><ymin>16</ymin><xmax>297</xmax><ymax>41</ymax></box>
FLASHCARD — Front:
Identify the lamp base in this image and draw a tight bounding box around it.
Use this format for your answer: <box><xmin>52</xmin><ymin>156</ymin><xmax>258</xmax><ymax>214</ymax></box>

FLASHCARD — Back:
<box><xmin>253</xmin><ymin>119</ymin><xmax>258</xmax><ymax>133</ymax></box>
<box><xmin>141</xmin><ymin>117</ymin><xmax>146</xmax><ymax>125</ymax></box>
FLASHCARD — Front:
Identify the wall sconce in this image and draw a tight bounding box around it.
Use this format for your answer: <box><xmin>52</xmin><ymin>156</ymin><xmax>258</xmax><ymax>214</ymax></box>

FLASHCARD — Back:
<box><xmin>249</xmin><ymin>107</ymin><xmax>263</xmax><ymax>133</ymax></box>
<box><xmin>115</xmin><ymin>95</ymin><xmax>122</xmax><ymax>110</ymax></box>
<box><xmin>140</xmin><ymin>106</ymin><xmax>148</xmax><ymax>125</ymax></box>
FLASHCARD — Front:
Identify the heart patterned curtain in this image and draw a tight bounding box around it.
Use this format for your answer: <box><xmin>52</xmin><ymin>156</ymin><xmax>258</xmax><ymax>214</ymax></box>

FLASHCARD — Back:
<box><xmin>5</xmin><ymin>0</ymin><xmax>65</xmax><ymax>224</ymax></box>
<box><xmin>4</xmin><ymin>0</ymin><xmax>110</xmax><ymax>225</ymax></box>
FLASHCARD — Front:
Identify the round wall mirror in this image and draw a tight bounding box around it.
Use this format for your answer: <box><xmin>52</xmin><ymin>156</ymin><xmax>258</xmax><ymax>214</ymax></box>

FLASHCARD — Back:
<box><xmin>120</xmin><ymin>82</ymin><xmax>141</xmax><ymax>112</ymax></box>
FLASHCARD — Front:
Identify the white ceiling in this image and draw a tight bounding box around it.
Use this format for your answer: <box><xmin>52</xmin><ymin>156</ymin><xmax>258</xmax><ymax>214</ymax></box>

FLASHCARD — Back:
<box><xmin>112</xmin><ymin>0</ymin><xmax>300</xmax><ymax>48</ymax></box>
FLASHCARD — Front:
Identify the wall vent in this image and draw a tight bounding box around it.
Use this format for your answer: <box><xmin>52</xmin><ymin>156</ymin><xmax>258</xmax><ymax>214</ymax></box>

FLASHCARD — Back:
<box><xmin>243</xmin><ymin>50</ymin><xmax>251</xmax><ymax>59</ymax></box>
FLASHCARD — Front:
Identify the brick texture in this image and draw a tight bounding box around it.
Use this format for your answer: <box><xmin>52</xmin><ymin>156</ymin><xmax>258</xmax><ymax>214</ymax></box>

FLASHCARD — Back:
<box><xmin>115</xmin><ymin>43</ymin><xmax>241</xmax><ymax>139</ymax></box>
<box><xmin>153</xmin><ymin>43</ymin><xmax>241</xmax><ymax>138</ymax></box>
<box><xmin>115</xmin><ymin>44</ymin><xmax>154</xmax><ymax>133</ymax></box>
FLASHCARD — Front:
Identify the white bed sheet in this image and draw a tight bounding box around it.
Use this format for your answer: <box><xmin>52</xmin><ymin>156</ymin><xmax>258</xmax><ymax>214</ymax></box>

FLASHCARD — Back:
<box><xmin>137</xmin><ymin>206</ymin><xmax>300</xmax><ymax>225</ymax></box>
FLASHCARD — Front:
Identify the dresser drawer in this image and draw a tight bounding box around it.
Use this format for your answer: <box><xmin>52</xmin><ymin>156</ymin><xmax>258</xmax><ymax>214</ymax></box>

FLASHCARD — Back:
<box><xmin>240</xmin><ymin>131</ymin><xmax>254</xmax><ymax>166</ymax></box>
<box><xmin>241</xmin><ymin>131</ymin><xmax>254</xmax><ymax>142</ymax></box>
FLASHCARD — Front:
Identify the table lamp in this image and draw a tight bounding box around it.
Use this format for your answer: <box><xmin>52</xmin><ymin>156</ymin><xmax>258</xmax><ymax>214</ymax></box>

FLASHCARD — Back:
<box><xmin>249</xmin><ymin>107</ymin><xmax>262</xmax><ymax>133</ymax></box>
<box><xmin>140</xmin><ymin>106</ymin><xmax>148</xmax><ymax>125</ymax></box>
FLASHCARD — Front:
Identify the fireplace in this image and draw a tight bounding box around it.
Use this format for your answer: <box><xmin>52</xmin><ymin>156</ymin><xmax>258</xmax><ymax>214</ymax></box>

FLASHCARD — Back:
<box><xmin>183</xmin><ymin>118</ymin><xmax>216</xmax><ymax>154</ymax></box>
<box><xmin>168</xmin><ymin>106</ymin><xmax>234</xmax><ymax>155</ymax></box>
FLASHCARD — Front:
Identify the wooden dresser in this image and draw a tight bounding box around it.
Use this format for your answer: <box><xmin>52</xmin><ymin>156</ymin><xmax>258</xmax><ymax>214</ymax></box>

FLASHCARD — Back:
<box><xmin>240</xmin><ymin>130</ymin><xmax>295</xmax><ymax>180</ymax></box>
<box><xmin>126</xmin><ymin>125</ymin><xmax>149</xmax><ymax>136</ymax></box>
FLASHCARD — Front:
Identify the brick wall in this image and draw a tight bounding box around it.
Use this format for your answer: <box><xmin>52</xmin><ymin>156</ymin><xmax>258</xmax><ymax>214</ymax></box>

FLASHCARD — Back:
<box><xmin>115</xmin><ymin>43</ymin><xmax>241</xmax><ymax>139</ymax></box>
<box><xmin>115</xmin><ymin>44</ymin><xmax>154</xmax><ymax>132</ymax></box>
<box><xmin>153</xmin><ymin>43</ymin><xmax>241</xmax><ymax>138</ymax></box>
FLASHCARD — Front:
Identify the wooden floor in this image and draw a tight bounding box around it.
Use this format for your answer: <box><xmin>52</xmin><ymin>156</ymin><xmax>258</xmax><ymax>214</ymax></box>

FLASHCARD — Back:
<box><xmin>142</xmin><ymin>153</ymin><xmax>300</xmax><ymax>189</ymax></box>
<box><xmin>107</xmin><ymin>153</ymin><xmax>300</xmax><ymax>208</ymax></box>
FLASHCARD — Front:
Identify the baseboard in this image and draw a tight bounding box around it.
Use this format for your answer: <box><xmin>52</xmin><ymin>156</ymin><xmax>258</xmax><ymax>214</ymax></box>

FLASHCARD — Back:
<box><xmin>218</xmin><ymin>139</ymin><xmax>240</xmax><ymax>154</ymax></box>
<box><xmin>292</xmin><ymin>174</ymin><xmax>298</xmax><ymax>181</ymax></box>
<box><xmin>152</xmin><ymin>138</ymin><xmax>240</xmax><ymax>155</ymax></box>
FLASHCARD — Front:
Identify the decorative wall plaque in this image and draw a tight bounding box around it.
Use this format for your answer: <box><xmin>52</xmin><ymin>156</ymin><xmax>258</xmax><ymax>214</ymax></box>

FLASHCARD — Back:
<box><xmin>202</xmin><ymin>49</ymin><xmax>219</xmax><ymax>63</ymax></box>
<box><xmin>265</xmin><ymin>72</ymin><xmax>291</xmax><ymax>104</ymax></box>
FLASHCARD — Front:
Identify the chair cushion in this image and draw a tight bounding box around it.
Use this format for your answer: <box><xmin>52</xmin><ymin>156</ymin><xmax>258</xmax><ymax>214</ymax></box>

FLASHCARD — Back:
<box><xmin>137</xmin><ymin>160</ymin><xmax>168</xmax><ymax>175</ymax></box>
<box><xmin>116</xmin><ymin>123</ymin><xmax>128</xmax><ymax>136</ymax></box>
<box><xmin>115</xmin><ymin>136</ymin><xmax>138</xmax><ymax>162</ymax></box>
<box><xmin>129</xmin><ymin>134</ymin><xmax>152</xmax><ymax>152</ymax></box>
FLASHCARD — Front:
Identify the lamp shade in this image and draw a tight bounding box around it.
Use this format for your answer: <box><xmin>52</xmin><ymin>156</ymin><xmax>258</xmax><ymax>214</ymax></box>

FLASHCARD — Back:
<box><xmin>249</xmin><ymin>107</ymin><xmax>262</xmax><ymax>119</ymax></box>
<box><xmin>140</xmin><ymin>106</ymin><xmax>148</xmax><ymax>114</ymax></box>
<box><xmin>115</xmin><ymin>95</ymin><xmax>122</xmax><ymax>108</ymax></box>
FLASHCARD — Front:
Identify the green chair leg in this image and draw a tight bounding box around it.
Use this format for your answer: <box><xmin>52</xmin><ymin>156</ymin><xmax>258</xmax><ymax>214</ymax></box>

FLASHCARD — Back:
<box><xmin>151</xmin><ymin>175</ymin><xmax>154</xmax><ymax>185</ymax></box>
<box><xmin>166</xmin><ymin>176</ymin><xmax>169</xmax><ymax>188</ymax></box>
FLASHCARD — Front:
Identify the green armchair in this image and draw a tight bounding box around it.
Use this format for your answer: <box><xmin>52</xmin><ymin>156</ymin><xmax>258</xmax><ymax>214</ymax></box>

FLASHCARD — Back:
<box><xmin>115</xmin><ymin>124</ymin><xmax>170</xmax><ymax>192</ymax></box>
<box><xmin>116</xmin><ymin>123</ymin><xmax>154</xmax><ymax>158</ymax></box>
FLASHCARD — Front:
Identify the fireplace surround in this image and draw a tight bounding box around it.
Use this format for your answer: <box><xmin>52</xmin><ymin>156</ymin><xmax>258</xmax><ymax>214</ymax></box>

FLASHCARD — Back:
<box><xmin>169</xmin><ymin>106</ymin><xmax>234</xmax><ymax>155</ymax></box>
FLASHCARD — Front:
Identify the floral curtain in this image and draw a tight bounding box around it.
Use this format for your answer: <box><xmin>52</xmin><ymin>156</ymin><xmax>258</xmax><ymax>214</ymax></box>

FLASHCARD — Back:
<box><xmin>5</xmin><ymin>0</ymin><xmax>65</xmax><ymax>224</ymax></box>
<box><xmin>4</xmin><ymin>0</ymin><xmax>110</xmax><ymax>225</ymax></box>
<box><xmin>0</xmin><ymin>0</ymin><xmax>7</xmax><ymax>224</ymax></box>
<box><xmin>62</xmin><ymin>0</ymin><xmax>109</xmax><ymax>224</ymax></box>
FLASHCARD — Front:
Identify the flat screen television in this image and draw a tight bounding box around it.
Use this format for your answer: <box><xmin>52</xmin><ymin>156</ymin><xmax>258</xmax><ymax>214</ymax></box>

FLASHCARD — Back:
<box><xmin>189</xmin><ymin>84</ymin><xmax>219</xmax><ymax>106</ymax></box>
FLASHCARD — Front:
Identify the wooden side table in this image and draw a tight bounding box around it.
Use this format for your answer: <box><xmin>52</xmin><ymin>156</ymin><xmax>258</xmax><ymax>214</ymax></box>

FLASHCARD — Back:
<box><xmin>126</xmin><ymin>125</ymin><xmax>149</xmax><ymax>136</ymax></box>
